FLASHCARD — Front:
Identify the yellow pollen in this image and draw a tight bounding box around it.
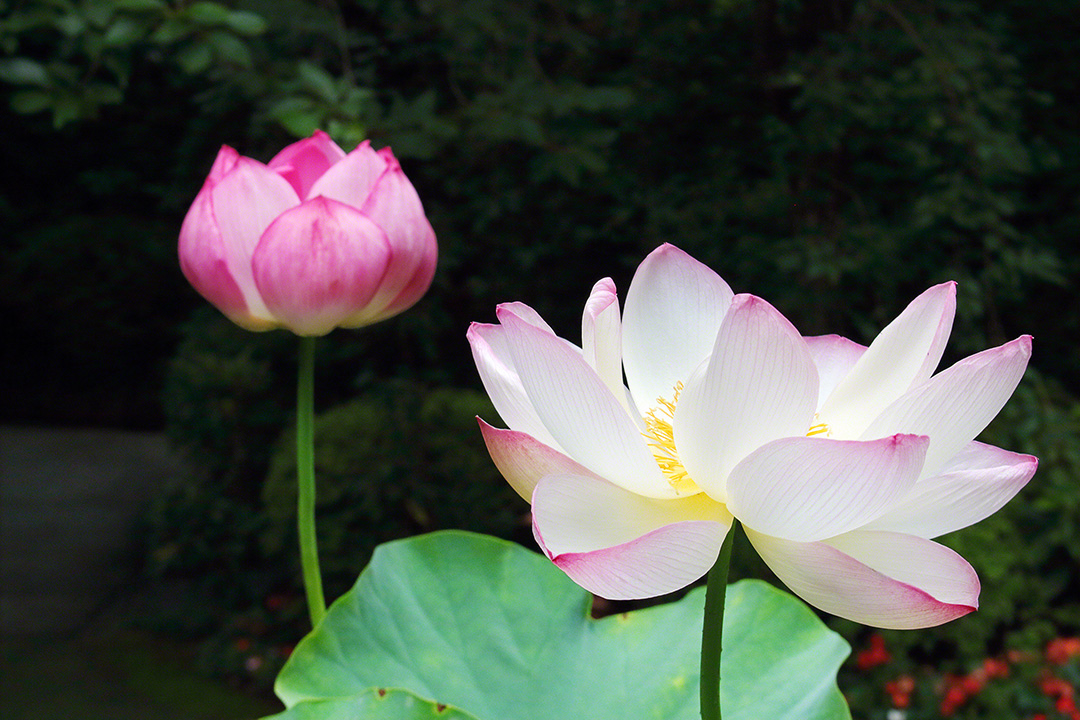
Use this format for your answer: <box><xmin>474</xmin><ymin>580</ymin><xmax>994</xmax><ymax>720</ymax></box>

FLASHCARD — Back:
<box><xmin>806</xmin><ymin>417</ymin><xmax>832</xmax><ymax>437</ymax></box>
<box><xmin>642</xmin><ymin>382</ymin><xmax>700</xmax><ymax>494</ymax></box>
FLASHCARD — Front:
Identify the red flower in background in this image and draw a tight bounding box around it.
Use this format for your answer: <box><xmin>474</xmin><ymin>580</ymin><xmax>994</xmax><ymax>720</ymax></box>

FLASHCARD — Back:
<box><xmin>857</xmin><ymin>633</ymin><xmax>892</xmax><ymax>670</ymax></box>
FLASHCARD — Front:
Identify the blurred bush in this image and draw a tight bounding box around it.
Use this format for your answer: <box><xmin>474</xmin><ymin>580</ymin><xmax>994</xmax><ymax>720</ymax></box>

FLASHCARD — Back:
<box><xmin>147</xmin><ymin>328</ymin><xmax>522</xmax><ymax>679</ymax></box>
<box><xmin>261</xmin><ymin>381</ymin><xmax>523</xmax><ymax>599</ymax></box>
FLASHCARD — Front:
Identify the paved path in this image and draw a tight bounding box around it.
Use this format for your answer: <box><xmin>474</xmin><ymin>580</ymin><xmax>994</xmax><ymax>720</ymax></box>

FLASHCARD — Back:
<box><xmin>0</xmin><ymin>426</ymin><xmax>185</xmax><ymax>635</ymax></box>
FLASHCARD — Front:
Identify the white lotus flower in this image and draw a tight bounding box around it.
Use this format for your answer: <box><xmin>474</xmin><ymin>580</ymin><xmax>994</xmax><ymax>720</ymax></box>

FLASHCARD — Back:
<box><xmin>469</xmin><ymin>244</ymin><xmax>1035</xmax><ymax>629</ymax></box>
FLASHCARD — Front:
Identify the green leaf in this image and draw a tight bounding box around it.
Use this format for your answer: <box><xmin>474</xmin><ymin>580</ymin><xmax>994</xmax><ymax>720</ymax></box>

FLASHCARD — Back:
<box><xmin>272</xmin><ymin>531</ymin><xmax>850</xmax><ymax>720</ymax></box>
<box><xmin>111</xmin><ymin>0</ymin><xmax>166</xmax><ymax>11</ymax></box>
<box><xmin>207</xmin><ymin>30</ymin><xmax>252</xmax><ymax>68</ymax></box>
<box><xmin>176</xmin><ymin>42</ymin><xmax>213</xmax><ymax>74</ymax></box>
<box><xmin>0</xmin><ymin>58</ymin><xmax>50</xmax><ymax>87</ymax></box>
<box><xmin>297</xmin><ymin>61</ymin><xmax>339</xmax><ymax>104</ymax></box>
<box><xmin>224</xmin><ymin>10</ymin><xmax>267</xmax><ymax>36</ymax></box>
<box><xmin>149</xmin><ymin>18</ymin><xmax>190</xmax><ymax>44</ymax></box>
<box><xmin>9</xmin><ymin>89</ymin><xmax>52</xmax><ymax>114</ymax></box>
<box><xmin>268</xmin><ymin>688</ymin><xmax>479</xmax><ymax>720</ymax></box>
<box><xmin>269</xmin><ymin>98</ymin><xmax>322</xmax><ymax>138</ymax></box>
<box><xmin>184</xmin><ymin>1</ymin><xmax>230</xmax><ymax>26</ymax></box>
<box><xmin>102</xmin><ymin>17</ymin><xmax>145</xmax><ymax>47</ymax></box>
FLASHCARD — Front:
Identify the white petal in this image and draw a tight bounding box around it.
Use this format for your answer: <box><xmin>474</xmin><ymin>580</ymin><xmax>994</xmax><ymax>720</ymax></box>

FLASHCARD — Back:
<box><xmin>498</xmin><ymin>308</ymin><xmax>673</xmax><ymax>498</ymax></box>
<box><xmin>467</xmin><ymin>322</ymin><xmax>562</xmax><ymax>451</ymax></box>
<box><xmin>533</xmin><ymin>472</ymin><xmax>731</xmax><ymax>599</ymax></box>
<box><xmin>478</xmin><ymin>420</ymin><xmax>599</xmax><ymax>502</ymax></box>
<box><xmin>863</xmin><ymin>441</ymin><xmax>1037</xmax><ymax>538</ymax></box>
<box><xmin>581</xmin><ymin>278</ymin><xmax>631</xmax><ymax>414</ymax></box>
<box><xmin>804</xmin><ymin>334</ymin><xmax>866</xmax><ymax>411</ymax></box>
<box><xmin>622</xmin><ymin>244</ymin><xmax>733</xmax><ymax>417</ymax></box>
<box><xmin>747</xmin><ymin>528</ymin><xmax>979</xmax><ymax>629</ymax></box>
<box><xmin>860</xmin><ymin>336</ymin><xmax>1032</xmax><ymax>478</ymax></box>
<box><xmin>675</xmin><ymin>294</ymin><xmax>818</xmax><ymax>501</ymax></box>
<box><xmin>497</xmin><ymin>301</ymin><xmax>555</xmax><ymax>334</ymax></box>
<box><xmin>727</xmin><ymin>434</ymin><xmax>928</xmax><ymax>542</ymax></box>
<box><xmin>820</xmin><ymin>283</ymin><xmax>956</xmax><ymax>439</ymax></box>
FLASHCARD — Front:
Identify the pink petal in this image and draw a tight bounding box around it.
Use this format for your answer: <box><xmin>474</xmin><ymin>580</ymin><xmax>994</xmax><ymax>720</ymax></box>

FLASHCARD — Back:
<box><xmin>252</xmin><ymin>197</ymin><xmax>391</xmax><ymax>336</ymax></box>
<box><xmin>208</xmin><ymin>157</ymin><xmax>301</xmax><ymax>322</ymax></box>
<box><xmin>322</xmin><ymin>149</ymin><xmax>437</xmax><ymax>326</ymax></box>
<box><xmin>622</xmin><ymin>244</ymin><xmax>734</xmax><ymax>416</ymax></box>
<box><xmin>498</xmin><ymin>308</ymin><xmax>672</xmax><ymax>498</ymax></box>
<box><xmin>675</xmin><ymin>294</ymin><xmax>818</xmax><ymax>502</ymax></box>
<box><xmin>467</xmin><ymin>322</ymin><xmax>563</xmax><ymax>450</ymax></box>
<box><xmin>820</xmin><ymin>283</ymin><xmax>956</xmax><ymax>439</ymax></box>
<box><xmin>804</xmin><ymin>334</ymin><xmax>866</xmax><ymax>411</ymax></box>
<box><xmin>860</xmin><ymin>336</ymin><xmax>1033</xmax><ymax>477</ymax></box>
<box><xmin>178</xmin><ymin>185</ymin><xmax>269</xmax><ymax>330</ymax></box>
<box><xmin>207</xmin><ymin>144</ymin><xmax>240</xmax><ymax>183</ymax></box>
<box><xmin>267</xmin><ymin>130</ymin><xmax>347</xmax><ymax>199</ymax></box>
<box><xmin>864</xmin><ymin>441</ymin><xmax>1037</xmax><ymax>538</ymax></box>
<box><xmin>305</xmin><ymin>139</ymin><xmax>387</xmax><ymax>207</ymax></box>
<box><xmin>357</xmin><ymin>235</ymin><xmax>437</xmax><ymax>325</ymax></box>
<box><xmin>478</xmin><ymin>420</ymin><xmax>599</xmax><ymax>501</ymax></box>
<box><xmin>581</xmin><ymin>278</ymin><xmax>629</xmax><ymax>411</ymax></box>
<box><xmin>532</xmin><ymin>472</ymin><xmax>731</xmax><ymax>600</ymax></box>
<box><xmin>727</xmin><ymin>434</ymin><xmax>928</xmax><ymax>542</ymax></box>
<box><xmin>747</xmin><ymin>528</ymin><xmax>979</xmax><ymax>629</ymax></box>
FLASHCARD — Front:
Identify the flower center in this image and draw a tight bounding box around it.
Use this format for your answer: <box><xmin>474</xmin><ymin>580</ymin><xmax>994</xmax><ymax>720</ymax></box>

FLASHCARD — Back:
<box><xmin>642</xmin><ymin>382</ymin><xmax>701</xmax><ymax>495</ymax></box>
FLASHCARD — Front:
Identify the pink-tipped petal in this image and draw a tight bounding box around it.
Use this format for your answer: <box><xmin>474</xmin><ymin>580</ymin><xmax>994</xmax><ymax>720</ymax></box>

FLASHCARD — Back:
<box><xmin>267</xmin><ymin>130</ymin><xmax>347</xmax><ymax>199</ymax></box>
<box><xmin>478</xmin><ymin>420</ymin><xmax>599</xmax><ymax>502</ymax></box>
<box><xmin>820</xmin><ymin>283</ymin><xmax>956</xmax><ymax>439</ymax></box>
<box><xmin>208</xmin><ymin>157</ymin><xmax>301</xmax><ymax>322</ymax></box>
<box><xmin>338</xmin><ymin>153</ymin><xmax>437</xmax><ymax>325</ymax></box>
<box><xmin>207</xmin><ymin>144</ymin><xmax>241</xmax><ymax>182</ymax></box>
<box><xmin>496</xmin><ymin>302</ymin><xmax>556</xmax><ymax>334</ymax></box>
<box><xmin>305</xmin><ymin>139</ymin><xmax>387</xmax><ymax>208</ymax></box>
<box><xmin>747</xmin><ymin>528</ymin><xmax>979</xmax><ymax>629</ymax></box>
<box><xmin>468</xmin><ymin>322</ymin><xmax>563</xmax><ymax>450</ymax></box>
<box><xmin>622</xmin><ymin>244</ymin><xmax>734</xmax><ymax>416</ymax></box>
<box><xmin>178</xmin><ymin>186</ymin><xmax>268</xmax><ymax>330</ymax></box>
<box><xmin>498</xmin><ymin>308</ymin><xmax>672</xmax><ymax>498</ymax></box>
<box><xmin>532</xmin><ymin>472</ymin><xmax>731</xmax><ymax>600</ymax></box>
<box><xmin>727</xmin><ymin>434</ymin><xmax>928</xmax><ymax>542</ymax></box>
<box><xmin>252</xmin><ymin>197</ymin><xmax>391</xmax><ymax>336</ymax></box>
<box><xmin>355</xmin><ymin>235</ymin><xmax>437</xmax><ymax>325</ymax></box>
<box><xmin>804</xmin><ymin>334</ymin><xmax>866</xmax><ymax>411</ymax></box>
<box><xmin>582</xmin><ymin>278</ymin><xmax>629</xmax><ymax>411</ymax></box>
<box><xmin>864</xmin><ymin>441</ymin><xmax>1037</xmax><ymax>538</ymax></box>
<box><xmin>860</xmin><ymin>336</ymin><xmax>1032</xmax><ymax>478</ymax></box>
<box><xmin>675</xmin><ymin>294</ymin><xmax>818</xmax><ymax>502</ymax></box>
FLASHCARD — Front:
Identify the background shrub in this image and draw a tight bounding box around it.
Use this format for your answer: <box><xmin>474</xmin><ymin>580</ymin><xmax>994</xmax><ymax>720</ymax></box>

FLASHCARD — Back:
<box><xmin>261</xmin><ymin>381</ymin><xmax>524</xmax><ymax>600</ymax></box>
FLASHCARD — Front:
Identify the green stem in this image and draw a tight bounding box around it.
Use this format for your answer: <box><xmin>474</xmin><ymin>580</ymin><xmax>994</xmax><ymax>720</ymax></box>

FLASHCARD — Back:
<box><xmin>700</xmin><ymin>520</ymin><xmax>738</xmax><ymax>720</ymax></box>
<box><xmin>297</xmin><ymin>335</ymin><xmax>326</xmax><ymax>628</ymax></box>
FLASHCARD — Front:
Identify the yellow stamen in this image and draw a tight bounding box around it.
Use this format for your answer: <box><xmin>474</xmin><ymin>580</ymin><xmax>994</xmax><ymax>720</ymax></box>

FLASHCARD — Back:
<box><xmin>642</xmin><ymin>382</ymin><xmax>700</xmax><ymax>494</ymax></box>
<box><xmin>806</xmin><ymin>416</ymin><xmax>831</xmax><ymax>437</ymax></box>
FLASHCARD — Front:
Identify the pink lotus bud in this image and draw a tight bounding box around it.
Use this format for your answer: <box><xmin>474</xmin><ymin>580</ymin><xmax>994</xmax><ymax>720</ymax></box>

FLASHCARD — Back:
<box><xmin>178</xmin><ymin>131</ymin><xmax>437</xmax><ymax>336</ymax></box>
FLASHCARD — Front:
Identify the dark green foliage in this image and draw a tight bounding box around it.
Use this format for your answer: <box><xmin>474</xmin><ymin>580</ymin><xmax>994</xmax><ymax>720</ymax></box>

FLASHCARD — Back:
<box><xmin>0</xmin><ymin>213</ymin><xmax>188</xmax><ymax>425</ymax></box>
<box><xmin>261</xmin><ymin>382</ymin><xmax>524</xmax><ymax>600</ymax></box>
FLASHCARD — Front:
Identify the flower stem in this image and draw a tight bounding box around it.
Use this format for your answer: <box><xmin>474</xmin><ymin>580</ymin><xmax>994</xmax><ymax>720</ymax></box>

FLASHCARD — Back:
<box><xmin>297</xmin><ymin>335</ymin><xmax>326</xmax><ymax>628</ymax></box>
<box><xmin>700</xmin><ymin>520</ymin><xmax>738</xmax><ymax>720</ymax></box>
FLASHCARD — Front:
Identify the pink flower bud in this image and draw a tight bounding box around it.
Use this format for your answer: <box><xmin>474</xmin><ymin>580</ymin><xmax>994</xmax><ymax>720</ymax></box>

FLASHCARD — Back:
<box><xmin>178</xmin><ymin>131</ymin><xmax>437</xmax><ymax>336</ymax></box>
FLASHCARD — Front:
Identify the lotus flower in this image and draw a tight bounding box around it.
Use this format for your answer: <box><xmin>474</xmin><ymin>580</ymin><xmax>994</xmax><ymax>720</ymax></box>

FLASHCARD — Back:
<box><xmin>469</xmin><ymin>244</ymin><xmax>1035</xmax><ymax>629</ymax></box>
<box><xmin>179</xmin><ymin>131</ymin><xmax>437</xmax><ymax>336</ymax></box>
